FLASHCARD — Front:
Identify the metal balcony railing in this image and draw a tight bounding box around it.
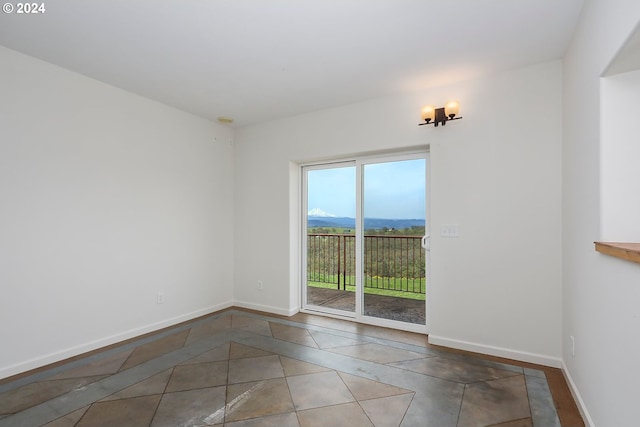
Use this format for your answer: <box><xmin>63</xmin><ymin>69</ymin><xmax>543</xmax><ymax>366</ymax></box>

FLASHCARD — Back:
<box><xmin>307</xmin><ymin>234</ymin><xmax>426</xmax><ymax>295</ymax></box>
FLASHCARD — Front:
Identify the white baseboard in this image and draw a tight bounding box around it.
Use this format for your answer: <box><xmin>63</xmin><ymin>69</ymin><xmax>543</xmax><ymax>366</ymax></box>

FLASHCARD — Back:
<box><xmin>561</xmin><ymin>360</ymin><xmax>595</xmax><ymax>427</ymax></box>
<box><xmin>233</xmin><ymin>300</ymin><xmax>299</xmax><ymax>317</ymax></box>
<box><xmin>0</xmin><ymin>301</ymin><xmax>234</xmax><ymax>381</ymax></box>
<box><xmin>428</xmin><ymin>334</ymin><xmax>562</xmax><ymax>368</ymax></box>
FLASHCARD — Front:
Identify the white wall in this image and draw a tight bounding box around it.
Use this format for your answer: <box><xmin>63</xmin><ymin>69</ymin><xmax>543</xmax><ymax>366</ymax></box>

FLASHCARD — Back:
<box><xmin>235</xmin><ymin>60</ymin><xmax>563</xmax><ymax>365</ymax></box>
<box><xmin>600</xmin><ymin>69</ymin><xmax>640</xmax><ymax>241</ymax></box>
<box><xmin>0</xmin><ymin>46</ymin><xmax>235</xmax><ymax>379</ymax></box>
<box><xmin>563</xmin><ymin>1</ymin><xmax>640</xmax><ymax>425</ymax></box>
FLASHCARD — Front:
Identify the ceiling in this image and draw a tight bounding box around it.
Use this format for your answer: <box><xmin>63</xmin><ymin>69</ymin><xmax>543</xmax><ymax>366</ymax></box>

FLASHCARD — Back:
<box><xmin>0</xmin><ymin>0</ymin><xmax>584</xmax><ymax>127</ymax></box>
<box><xmin>604</xmin><ymin>22</ymin><xmax>640</xmax><ymax>76</ymax></box>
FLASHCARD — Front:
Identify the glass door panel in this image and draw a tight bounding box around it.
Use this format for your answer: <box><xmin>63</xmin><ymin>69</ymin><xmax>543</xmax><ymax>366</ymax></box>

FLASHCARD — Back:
<box><xmin>304</xmin><ymin>164</ymin><xmax>356</xmax><ymax>315</ymax></box>
<box><xmin>362</xmin><ymin>158</ymin><xmax>426</xmax><ymax>325</ymax></box>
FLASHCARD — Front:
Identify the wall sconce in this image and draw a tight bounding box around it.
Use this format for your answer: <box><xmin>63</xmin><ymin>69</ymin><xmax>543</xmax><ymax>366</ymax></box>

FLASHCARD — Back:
<box><xmin>419</xmin><ymin>101</ymin><xmax>462</xmax><ymax>126</ymax></box>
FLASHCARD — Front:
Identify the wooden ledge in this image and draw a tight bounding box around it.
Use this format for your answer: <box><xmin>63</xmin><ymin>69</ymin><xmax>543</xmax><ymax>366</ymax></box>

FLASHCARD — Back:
<box><xmin>594</xmin><ymin>242</ymin><xmax>640</xmax><ymax>264</ymax></box>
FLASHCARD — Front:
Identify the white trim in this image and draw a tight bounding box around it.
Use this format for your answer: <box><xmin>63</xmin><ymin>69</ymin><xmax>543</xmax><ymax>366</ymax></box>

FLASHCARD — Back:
<box><xmin>428</xmin><ymin>334</ymin><xmax>562</xmax><ymax>368</ymax></box>
<box><xmin>289</xmin><ymin>162</ymin><xmax>302</xmax><ymax>312</ymax></box>
<box><xmin>300</xmin><ymin>307</ymin><xmax>356</xmax><ymax>321</ymax></box>
<box><xmin>297</xmin><ymin>146</ymin><xmax>430</xmax><ymax>168</ymax></box>
<box><xmin>234</xmin><ymin>300</ymin><xmax>299</xmax><ymax>317</ymax></box>
<box><xmin>300</xmin><ymin>308</ymin><xmax>427</xmax><ymax>334</ymax></box>
<box><xmin>303</xmin><ymin>303</ymin><xmax>356</xmax><ymax>319</ymax></box>
<box><xmin>300</xmin><ymin>162</ymin><xmax>308</xmax><ymax>312</ymax></box>
<box><xmin>561</xmin><ymin>360</ymin><xmax>596</xmax><ymax>427</ymax></box>
<box><xmin>359</xmin><ymin>315</ymin><xmax>428</xmax><ymax>334</ymax></box>
<box><xmin>355</xmin><ymin>158</ymin><xmax>364</xmax><ymax>319</ymax></box>
<box><xmin>424</xmin><ymin>152</ymin><xmax>432</xmax><ymax>329</ymax></box>
<box><xmin>0</xmin><ymin>301</ymin><xmax>233</xmax><ymax>380</ymax></box>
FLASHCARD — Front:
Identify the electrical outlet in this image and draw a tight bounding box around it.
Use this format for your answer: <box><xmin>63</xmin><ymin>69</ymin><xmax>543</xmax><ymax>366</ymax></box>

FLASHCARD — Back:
<box><xmin>257</xmin><ymin>280</ymin><xmax>264</xmax><ymax>290</ymax></box>
<box><xmin>157</xmin><ymin>291</ymin><xmax>165</xmax><ymax>304</ymax></box>
<box><xmin>570</xmin><ymin>335</ymin><xmax>575</xmax><ymax>357</ymax></box>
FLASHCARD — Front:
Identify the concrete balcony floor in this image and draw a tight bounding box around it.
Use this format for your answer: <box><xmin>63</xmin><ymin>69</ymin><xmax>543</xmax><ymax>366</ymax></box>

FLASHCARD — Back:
<box><xmin>306</xmin><ymin>287</ymin><xmax>426</xmax><ymax>325</ymax></box>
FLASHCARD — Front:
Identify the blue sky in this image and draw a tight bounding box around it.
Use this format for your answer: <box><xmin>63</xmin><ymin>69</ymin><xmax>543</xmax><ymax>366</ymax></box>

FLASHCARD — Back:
<box><xmin>307</xmin><ymin>159</ymin><xmax>426</xmax><ymax>219</ymax></box>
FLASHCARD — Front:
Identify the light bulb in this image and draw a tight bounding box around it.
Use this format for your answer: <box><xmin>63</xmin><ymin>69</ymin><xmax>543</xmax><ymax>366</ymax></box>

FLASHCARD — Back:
<box><xmin>445</xmin><ymin>101</ymin><xmax>459</xmax><ymax>119</ymax></box>
<box><xmin>421</xmin><ymin>106</ymin><xmax>435</xmax><ymax>123</ymax></box>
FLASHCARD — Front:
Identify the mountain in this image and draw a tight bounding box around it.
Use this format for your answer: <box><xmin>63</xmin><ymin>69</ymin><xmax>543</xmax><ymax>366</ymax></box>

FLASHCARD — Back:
<box><xmin>307</xmin><ymin>216</ymin><xmax>354</xmax><ymax>228</ymax></box>
<box><xmin>307</xmin><ymin>208</ymin><xmax>337</xmax><ymax>217</ymax></box>
<box><xmin>307</xmin><ymin>216</ymin><xmax>424</xmax><ymax>229</ymax></box>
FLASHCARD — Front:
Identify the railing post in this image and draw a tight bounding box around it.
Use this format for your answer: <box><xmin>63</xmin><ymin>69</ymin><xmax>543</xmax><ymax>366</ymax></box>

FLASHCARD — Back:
<box><xmin>337</xmin><ymin>235</ymin><xmax>341</xmax><ymax>290</ymax></box>
<box><xmin>342</xmin><ymin>235</ymin><xmax>346</xmax><ymax>289</ymax></box>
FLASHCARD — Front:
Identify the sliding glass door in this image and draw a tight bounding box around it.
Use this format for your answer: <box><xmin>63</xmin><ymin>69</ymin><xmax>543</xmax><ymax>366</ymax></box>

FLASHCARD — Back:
<box><xmin>362</xmin><ymin>158</ymin><xmax>426</xmax><ymax>325</ymax></box>
<box><xmin>303</xmin><ymin>162</ymin><xmax>356</xmax><ymax>316</ymax></box>
<box><xmin>302</xmin><ymin>152</ymin><xmax>428</xmax><ymax>330</ymax></box>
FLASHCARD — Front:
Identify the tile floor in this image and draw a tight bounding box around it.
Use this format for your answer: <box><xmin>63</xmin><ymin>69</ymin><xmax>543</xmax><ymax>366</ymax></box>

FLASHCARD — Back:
<box><xmin>0</xmin><ymin>310</ymin><xmax>562</xmax><ymax>427</ymax></box>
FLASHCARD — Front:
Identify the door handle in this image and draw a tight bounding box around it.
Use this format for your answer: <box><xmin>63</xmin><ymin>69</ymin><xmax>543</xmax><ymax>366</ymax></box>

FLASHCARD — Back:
<box><xmin>421</xmin><ymin>234</ymin><xmax>430</xmax><ymax>251</ymax></box>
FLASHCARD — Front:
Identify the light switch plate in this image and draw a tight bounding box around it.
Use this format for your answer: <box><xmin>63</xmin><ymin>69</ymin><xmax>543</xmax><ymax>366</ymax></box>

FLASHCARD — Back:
<box><xmin>440</xmin><ymin>224</ymin><xmax>459</xmax><ymax>237</ymax></box>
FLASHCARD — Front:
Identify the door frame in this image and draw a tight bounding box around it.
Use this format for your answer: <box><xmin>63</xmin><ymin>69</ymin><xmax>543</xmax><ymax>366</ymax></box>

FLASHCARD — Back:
<box><xmin>300</xmin><ymin>149</ymin><xmax>430</xmax><ymax>334</ymax></box>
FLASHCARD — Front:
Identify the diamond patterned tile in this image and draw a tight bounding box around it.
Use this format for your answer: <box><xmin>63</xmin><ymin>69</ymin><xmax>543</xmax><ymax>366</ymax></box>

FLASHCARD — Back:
<box><xmin>231</xmin><ymin>315</ymin><xmax>273</xmax><ymax>337</ymax></box>
<box><xmin>151</xmin><ymin>386</ymin><xmax>226</xmax><ymax>426</ymax></box>
<box><xmin>185</xmin><ymin>316</ymin><xmax>232</xmax><ymax>345</ymax></box>
<box><xmin>100</xmin><ymin>369</ymin><xmax>172</xmax><ymax>401</ymax></box>
<box><xmin>327</xmin><ymin>343</ymin><xmax>425</xmax><ymax>364</ymax></box>
<box><xmin>77</xmin><ymin>395</ymin><xmax>161</xmax><ymax>427</ymax></box>
<box><xmin>165</xmin><ymin>361</ymin><xmax>228</xmax><ymax>392</ymax></box>
<box><xmin>49</xmin><ymin>350</ymin><xmax>132</xmax><ymax>380</ymax></box>
<box><xmin>119</xmin><ymin>330</ymin><xmax>189</xmax><ymax>371</ymax></box>
<box><xmin>297</xmin><ymin>402</ymin><xmax>373</xmax><ymax>427</ymax></box>
<box><xmin>359</xmin><ymin>393</ymin><xmax>414</xmax><ymax>427</ymax></box>
<box><xmin>307</xmin><ymin>330</ymin><xmax>364</xmax><ymax>349</ymax></box>
<box><xmin>389</xmin><ymin>356</ymin><xmax>520</xmax><ymax>383</ymax></box>
<box><xmin>457</xmin><ymin>375</ymin><xmax>530</xmax><ymax>427</ymax></box>
<box><xmin>402</xmin><ymin>389</ymin><xmax>465</xmax><ymax>427</ymax></box>
<box><xmin>0</xmin><ymin>376</ymin><xmax>107</xmax><ymax>414</ymax></box>
<box><xmin>338</xmin><ymin>372</ymin><xmax>413</xmax><ymax>400</ymax></box>
<box><xmin>286</xmin><ymin>371</ymin><xmax>355</xmax><ymax>411</ymax></box>
<box><xmin>224</xmin><ymin>411</ymin><xmax>300</xmax><ymax>427</ymax></box>
<box><xmin>270</xmin><ymin>323</ymin><xmax>319</xmax><ymax>348</ymax></box>
<box><xmin>179</xmin><ymin>343</ymin><xmax>230</xmax><ymax>365</ymax></box>
<box><xmin>279</xmin><ymin>356</ymin><xmax>331</xmax><ymax>377</ymax></box>
<box><xmin>229</xmin><ymin>342</ymin><xmax>273</xmax><ymax>359</ymax></box>
<box><xmin>225</xmin><ymin>378</ymin><xmax>295</xmax><ymax>422</ymax></box>
<box><xmin>42</xmin><ymin>406</ymin><xmax>89</xmax><ymax>427</ymax></box>
<box><xmin>228</xmin><ymin>355</ymin><xmax>284</xmax><ymax>384</ymax></box>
